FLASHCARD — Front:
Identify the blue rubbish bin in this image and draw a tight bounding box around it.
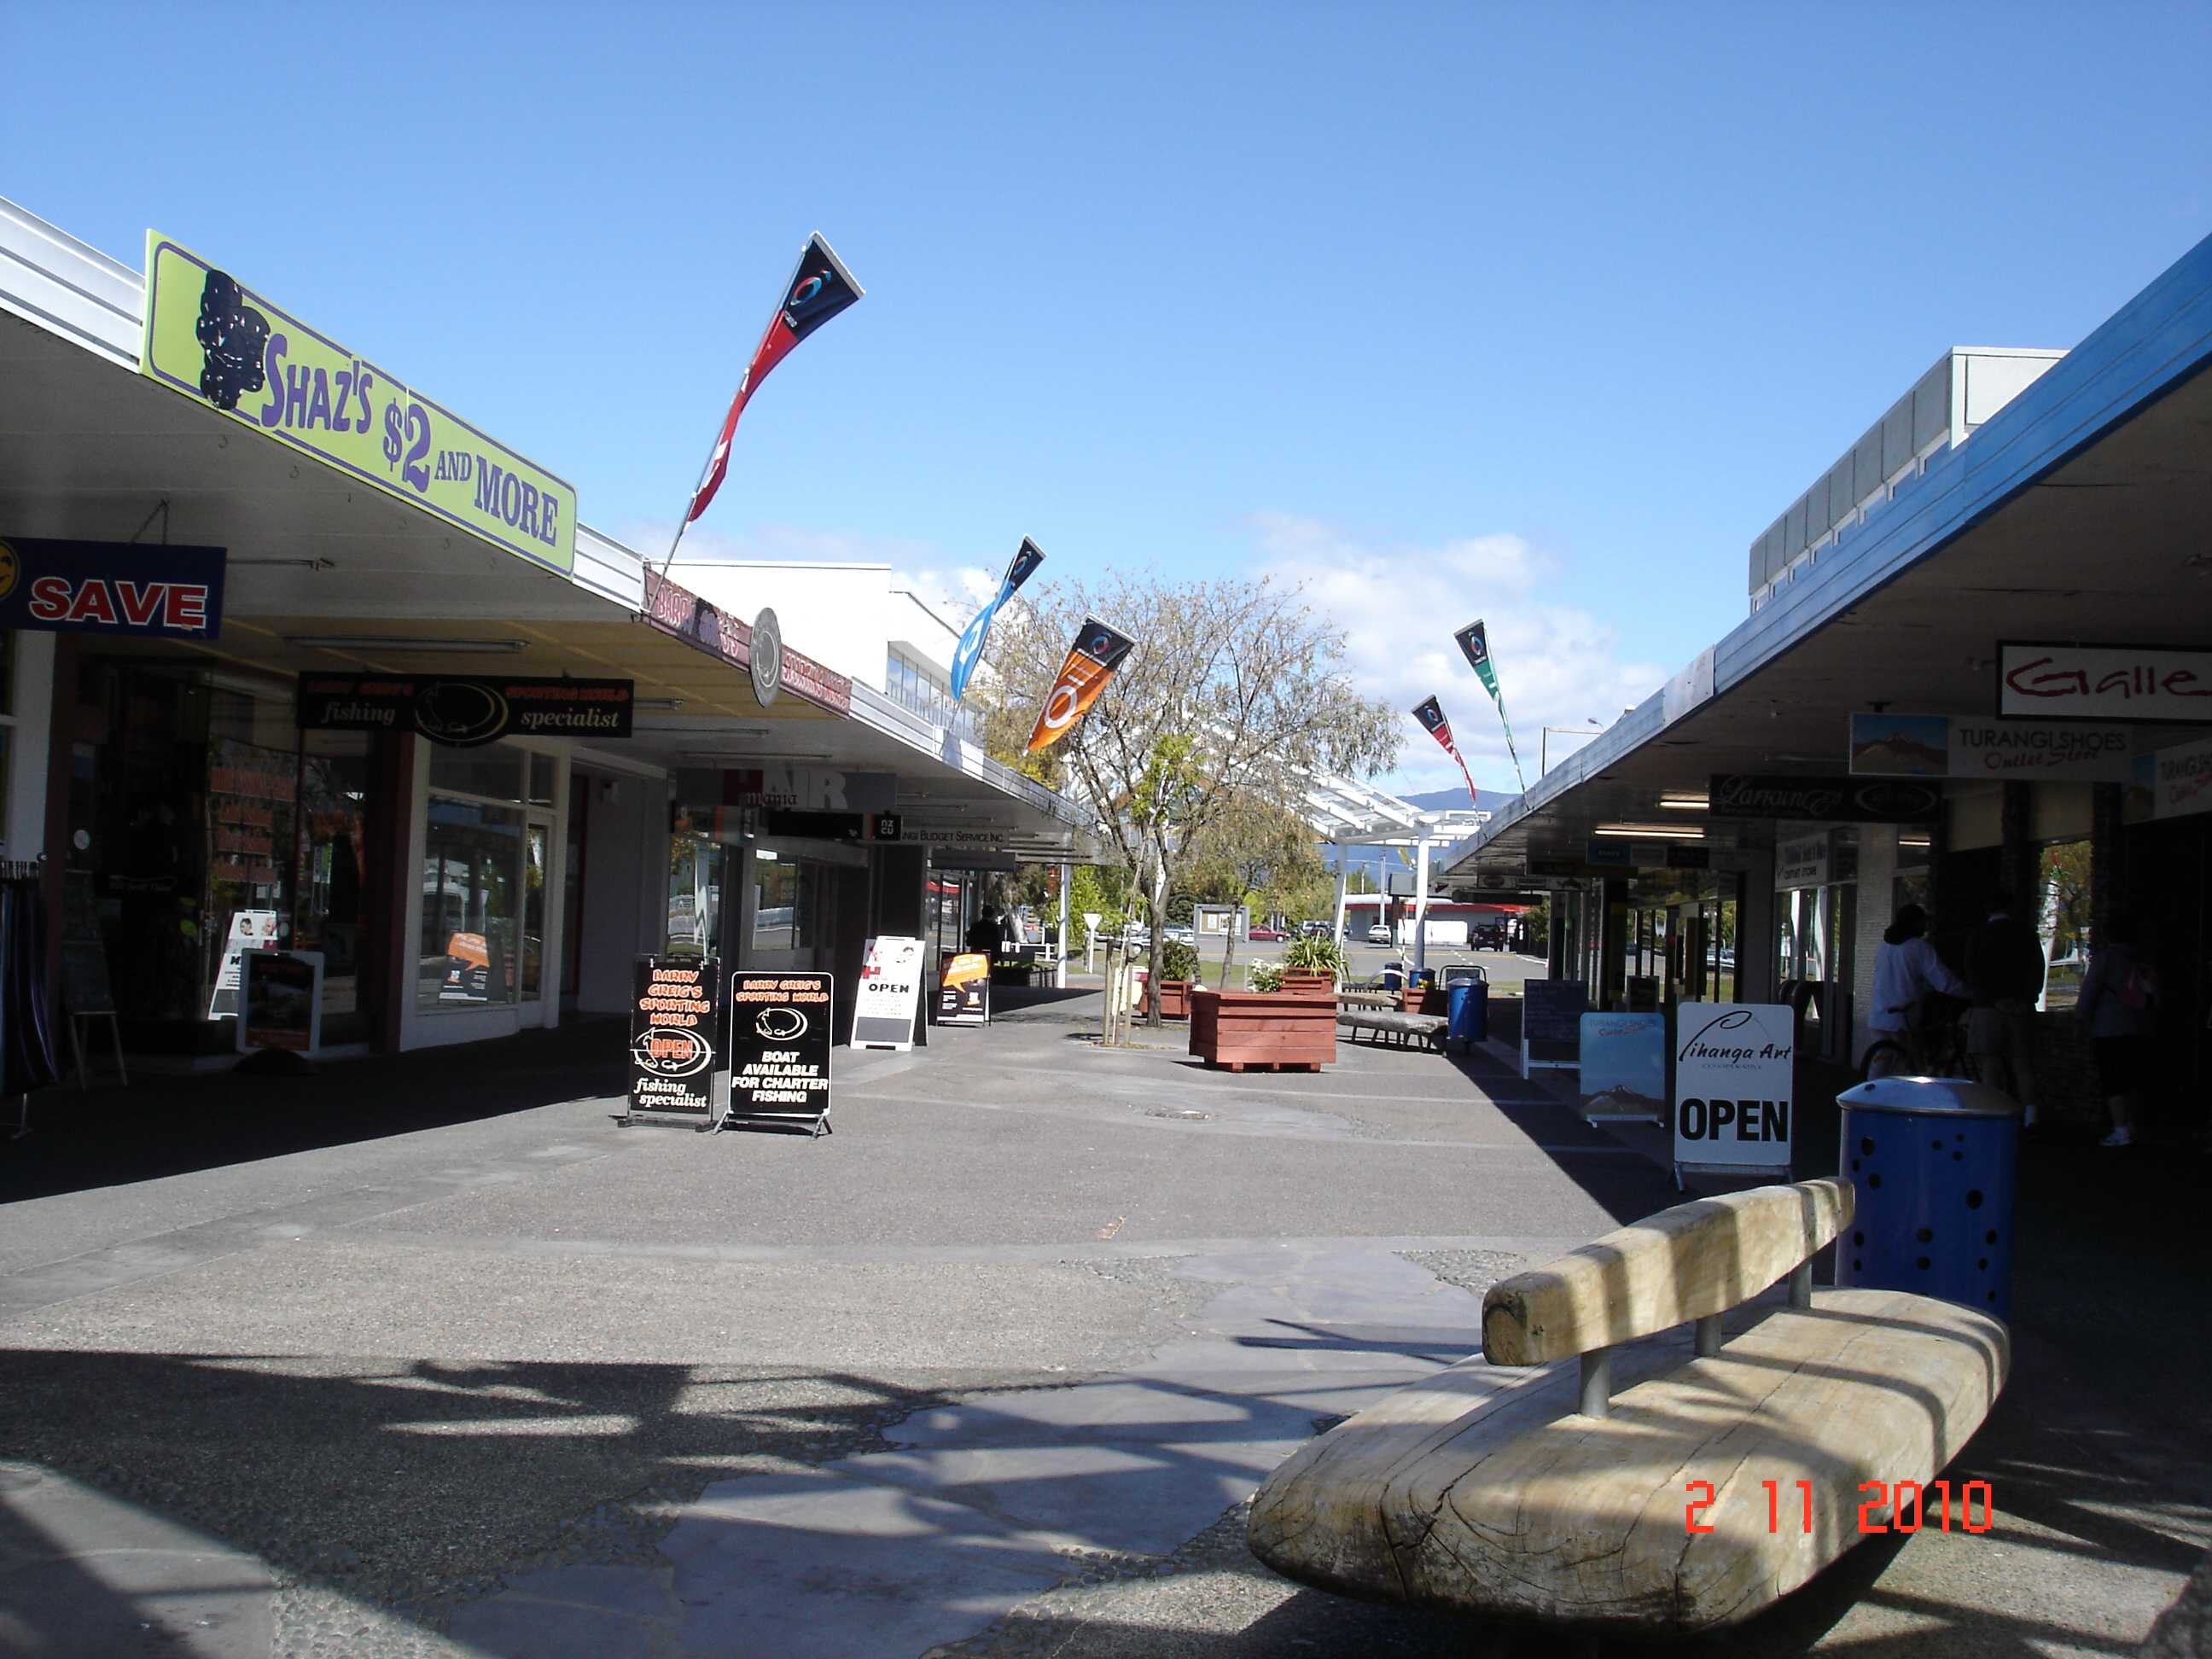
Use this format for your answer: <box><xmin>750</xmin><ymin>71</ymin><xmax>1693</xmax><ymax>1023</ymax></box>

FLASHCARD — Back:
<box><xmin>1447</xmin><ymin>981</ymin><xmax>1489</xmax><ymax>1051</ymax></box>
<box><xmin>1834</xmin><ymin>1077</ymin><xmax>2019</xmax><ymax>1320</ymax></box>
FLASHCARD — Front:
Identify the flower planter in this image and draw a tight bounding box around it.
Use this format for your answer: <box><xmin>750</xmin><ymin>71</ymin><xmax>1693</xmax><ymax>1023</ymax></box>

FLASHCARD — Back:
<box><xmin>1397</xmin><ymin>985</ymin><xmax>1447</xmax><ymax>1016</ymax></box>
<box><xmin>1279</xmin><ymin>970</ymin><xmax>1337</xmax><ymax>998</ymax></box>
<box><xmin>1138</xmin><ymin>979</ymin><xmax>1192</xmax><ymax>1020</ymax></box>
<box><xmin>1190</xmin><ymin>987</ymin><xmax>1336</xmax><ymax>1073</ymax></box>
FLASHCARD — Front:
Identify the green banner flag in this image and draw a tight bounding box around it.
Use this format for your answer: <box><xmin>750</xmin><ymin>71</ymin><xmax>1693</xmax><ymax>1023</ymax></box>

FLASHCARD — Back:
<box><xmin>1453</xmin><ymin>619</ymin><xmax>1526</xmax><ymax>795</ymax></box>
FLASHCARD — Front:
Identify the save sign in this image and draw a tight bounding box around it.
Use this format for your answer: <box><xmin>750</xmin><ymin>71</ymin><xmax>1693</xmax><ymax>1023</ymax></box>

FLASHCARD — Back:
<box><xmin>1673</xmin><ymin>1003</ymin><xmax>1795</xmax><ymax>1173</ymax></box>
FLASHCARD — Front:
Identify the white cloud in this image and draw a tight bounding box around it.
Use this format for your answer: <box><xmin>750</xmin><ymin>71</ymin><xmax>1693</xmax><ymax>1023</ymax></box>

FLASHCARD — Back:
<box><xmin>1248</xmin><ymin>512</ymin><xmax>1664</xmax><ymax>798</ymax></box>
<box><xmin>616</xmin><ymin>519</ymin><xmax>997</xmax><ymax>625</ymax></box>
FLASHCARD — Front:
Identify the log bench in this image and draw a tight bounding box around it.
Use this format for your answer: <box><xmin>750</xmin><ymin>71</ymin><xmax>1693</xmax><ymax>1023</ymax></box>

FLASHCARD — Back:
<box><xmin>1338</xmin><ymin>1010</ymin><xmax>1447</xmax><ymax>1051</ymax></box>
<box><xmin>1248</xmin><ymin>1179</ymin><xmax>2009</xmax><ymax>1639</ymax></box>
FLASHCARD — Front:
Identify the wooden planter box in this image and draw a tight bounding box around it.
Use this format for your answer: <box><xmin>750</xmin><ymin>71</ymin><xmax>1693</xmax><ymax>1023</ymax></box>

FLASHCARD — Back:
<box><xmin>1190</xmin><ymin>987</ymin><xmax>1336</xmax><ymax>1073</ymax></box>
<box><xmin>1279</xmin><ymin>970</ymin><xmax>1337</xmax><ymax>997</ymax></box>
<box><xmin>1138</xmin><ymin>979</ymin><xmax>1192</xmax><ymax>1020</ymax></box>
<box><xmin>1397</xmin><ymin>986</ymin><xmax>1447</xmax><ymax>1016</ymax></box>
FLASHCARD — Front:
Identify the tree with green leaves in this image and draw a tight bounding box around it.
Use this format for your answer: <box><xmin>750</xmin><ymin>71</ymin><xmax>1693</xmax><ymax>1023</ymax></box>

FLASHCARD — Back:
<box><xmin>981</xmin><ymin>572</ymin><xmax>1399</xmax><ymax>1021</ymax></box>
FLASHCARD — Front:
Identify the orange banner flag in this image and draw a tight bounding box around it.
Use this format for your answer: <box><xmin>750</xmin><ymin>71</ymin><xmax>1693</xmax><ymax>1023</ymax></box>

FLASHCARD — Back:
<box><xmin>1026</xmin><ymin>617</ymin><xmax>1136</xmax><ymax>754</ymax></box>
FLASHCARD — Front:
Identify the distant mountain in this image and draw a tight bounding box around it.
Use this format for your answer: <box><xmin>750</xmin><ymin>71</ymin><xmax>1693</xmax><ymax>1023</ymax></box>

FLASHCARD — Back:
<box><xmin>1397</xmin><ymin>786</ymin><xmax>1520</xmax><ymax>816</ymax></box>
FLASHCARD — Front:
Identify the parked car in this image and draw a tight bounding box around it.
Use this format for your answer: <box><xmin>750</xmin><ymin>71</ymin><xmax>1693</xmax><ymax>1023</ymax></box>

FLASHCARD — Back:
<box><xmin>1247</xmin><ymin>924</ymin><xmax>1287</xmax><ymax>941</ymax></box>
<box><xmin>1299</xmin><ymin>920</ymin><xmax>1333</xmax><ymax>939</ymax></box>
<box><xmin>1365</xmin><ymin>923</ymin><xmax>1393</xmax><ymax>945</ymax></box>
<box><xmin>1164</xmin><ymin>924</ymin><xmax>1196</xmax><ymax>946</ymax></box>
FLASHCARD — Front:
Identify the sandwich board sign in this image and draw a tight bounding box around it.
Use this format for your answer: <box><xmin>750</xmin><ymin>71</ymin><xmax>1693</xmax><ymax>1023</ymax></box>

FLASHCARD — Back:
<box><xmin>853</xmin><ymin>935</ymin><xmax>926</xmax><ymax>1050</ymax></box>
<box><xmin>938</xmin><ymin>951</ymin><xmax>991</xmax><ymax>1025</ymax></box>
<box><xmin>624</xmin><ymin>955</ymin><xmax>725</xmax><ymax>1126</ymax></box>
<box><xmin>1673</xmin><ymin>1002</ymin><xmax>1794</xmax><ymax>1189</ymax></box>
<box><xmin>724</xmin><ymin>971</ymin><xmax>834</xmax><ymax>1136</ymax></box>
<box><xmin>1579</xmin><ymin>1011</ymin><xmax>1665</xmax><ymax>1125</ymax></box>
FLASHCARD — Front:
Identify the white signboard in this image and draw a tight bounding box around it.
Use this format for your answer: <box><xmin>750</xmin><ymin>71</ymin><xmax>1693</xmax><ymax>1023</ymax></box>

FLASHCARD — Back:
<box><xmin>1850</xmin><ymin>712</ymin><xmax>2132</xmax><ymax>781</ymax></box>
<box><xmin>1998</xmin><ymin>641</ymin><xmax>2212</xmax><ymax>723</ymax></box>
<box><xmin>1773</xmin><ymin>834</ymin><xmax>1829</xmax><ymax>890</ymax></box>
<box><xmin>1673</xmin><ymin>1003</ymin><xmax>1794</xmax><ymax>1185</ymax></box>
<box><xmin>207</xmin><ymin>909</ymin><xmax>280</xmax><ymax>1019</ymax></box>
<box><xmin>2150</xmin><ymin>734</ymin><xmax>2212</xmax><ymax>821</ymax></box>
<box><xmin>852</xmin><ymin>934</ymin><xmax>926</xmax><ymax>1050</ymax></box>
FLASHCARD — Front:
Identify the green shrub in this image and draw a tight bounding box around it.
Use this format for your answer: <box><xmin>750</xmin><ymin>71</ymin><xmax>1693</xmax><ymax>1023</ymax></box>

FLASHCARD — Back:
<box><xmin>1282</xmin><ymin>934</ymin><xmax>1347</xmax><ymax>977</ymax></box>
<box><xmin>1161</xmin><ymin>939</ymin><xmax>1201</xmax><ymax>981</ymax></box>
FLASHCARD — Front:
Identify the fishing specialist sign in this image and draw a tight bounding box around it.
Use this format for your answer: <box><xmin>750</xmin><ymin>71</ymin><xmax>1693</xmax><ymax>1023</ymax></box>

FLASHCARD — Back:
<box><xmin>626</xmin><ymin>956</ymin><xmax>725</xmax><ymax>1124</ymax></box>
<box><xmin>142</xmin><ymin>235</ymin><xmax>577</xmax><ymax>576</ymax></box>
<box><xmin>297</xmin><ymin>675</ymin><xmax>633</xmax><ymax>746</ymax></box>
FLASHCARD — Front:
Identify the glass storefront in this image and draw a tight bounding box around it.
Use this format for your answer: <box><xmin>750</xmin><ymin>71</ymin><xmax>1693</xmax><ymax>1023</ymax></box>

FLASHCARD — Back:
<box><xmin>667</xmin><ymin>835</ymin><xmax>726</xmax><ymax>957</ymax></box>
<box><xmin>748</xmin><ymin>850</ymin><xmax>841</xmax><ymax>969</ymax></box>
<box><xmin>417</xmin><ymin>743</ymin><xmax>555</xmax><ymax>1012</ymax></box>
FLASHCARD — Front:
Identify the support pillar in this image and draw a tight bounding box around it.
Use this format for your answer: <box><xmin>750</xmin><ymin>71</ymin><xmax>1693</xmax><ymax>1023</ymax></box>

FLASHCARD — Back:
<box><xmin>1056</xmin><ymin>861</ymin><xmax>1070</xmax><ymax>989</ymax></box>
<box><xmin>1412</xmin><ymin>839</ymin><xmax>1431</xmax><ymax>975</ymax></box>
<box><xmin>1332</xmin><ymin>842</ymin><xmax>1348</xmax><ymax>944</ymax></box>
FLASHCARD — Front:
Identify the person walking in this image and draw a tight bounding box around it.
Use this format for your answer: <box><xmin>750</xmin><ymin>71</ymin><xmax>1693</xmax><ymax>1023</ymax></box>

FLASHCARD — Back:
<box><xmin>1965</xmin><ymin>889</ymin><xmax>2046</xmax><ymax>1128</ymax></box>
<box><xmin>2076</xmin><ymin>917</ymin><xmax>2158</xmax><ymax>1148</ymax></box>
<box><xmin>965</xmin><ymin>905</ymin><xmax>1002</xmax><ymax>956</ymax></box>
<box><xmin>1867</xmin><ymin>904</ymin><xmax>1969</xmax><ymax>1078</ymax></box>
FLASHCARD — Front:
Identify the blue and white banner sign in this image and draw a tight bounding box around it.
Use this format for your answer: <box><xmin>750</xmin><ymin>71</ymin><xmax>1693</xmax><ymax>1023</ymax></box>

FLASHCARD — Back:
<box><xmin>949</xmin><ymin>537</ymin><xmax>1045</xmax><ymax>702</ymax></box>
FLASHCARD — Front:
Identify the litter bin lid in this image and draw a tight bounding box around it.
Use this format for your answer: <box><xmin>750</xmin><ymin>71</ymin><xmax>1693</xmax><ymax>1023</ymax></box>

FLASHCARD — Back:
<box><xmin>1837</xmin><ymin>1076</ymin><xmax>2019</xmax><ymax>1118</ymax></box>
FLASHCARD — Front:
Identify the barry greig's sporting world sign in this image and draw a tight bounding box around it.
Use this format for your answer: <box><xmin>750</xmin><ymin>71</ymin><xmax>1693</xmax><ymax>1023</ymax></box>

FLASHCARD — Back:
<box><xmin>627</xmin><ymin>956</ymin><xmax>725</xmax><ymax>1121</ymax></box>
<box><xmin>726</xmin><ymin>972</ymin><xmax>834</xmax><ymax>1133</ymax></box>
<box><xmin>298</xmin><ymin>675</ymin><xmax>633</xmax><ymax>747</ymax></box>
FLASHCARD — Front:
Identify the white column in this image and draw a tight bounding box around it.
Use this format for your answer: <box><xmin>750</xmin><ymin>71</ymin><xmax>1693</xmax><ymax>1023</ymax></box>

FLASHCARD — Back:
<box><xmin>1057</xmin><ymin>861</ymin><xmax>1070</xmax><ymax>989</ymax></box>
<box><xmin>1331</xmin><ymin>842</ymin><xmax>1348</xmax><ymax>944</ymax></box>
<box><xmin>1412</xmin><ymin>839</ymin><xmax>1432</xmax><ymax>975</ymax></box>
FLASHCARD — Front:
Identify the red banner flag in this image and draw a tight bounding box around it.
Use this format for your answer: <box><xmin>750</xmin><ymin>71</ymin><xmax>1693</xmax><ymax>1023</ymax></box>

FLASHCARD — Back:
<box><xmin>1412</xmin><ymin>694</ymin><xmax>1480</xmax><ymax>807</ymax></box>
<box><xmin>686</xmin><ymin>233</ymin><xmax>864</xmax><ymax>525</ymax></box>
<box><xmin>1027</xmin><ymin>618</ymin><xmax>1136</xmax><ymax>754</ymax></box>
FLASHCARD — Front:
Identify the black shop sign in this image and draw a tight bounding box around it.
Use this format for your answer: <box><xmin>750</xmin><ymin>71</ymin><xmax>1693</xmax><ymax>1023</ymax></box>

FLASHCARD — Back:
<box><xmin>725</xmin><ymin>971</ymin><xmax>834</xmax><ymax>1137</ymax></box>
<box><xmin>1708</xmin><ymin>773</ymin><xmax>1942</xmax><ymax>824</ymax></box>
<box><xmin>626</xmin><ymin>955</ymin><xmax>725</xmax><ymax>1124</ymax></box>
<box><xmin>298</xmin><ymin>674</ymin><xmax>633</xmax><ymax>747</ymax></box>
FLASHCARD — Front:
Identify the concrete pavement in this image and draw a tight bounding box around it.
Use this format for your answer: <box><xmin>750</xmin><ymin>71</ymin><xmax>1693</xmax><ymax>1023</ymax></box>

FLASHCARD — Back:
<box><xmin>0</xmin><ymin>989</ymin><xmax>2204</xmax><ymax>1655</ymax></box>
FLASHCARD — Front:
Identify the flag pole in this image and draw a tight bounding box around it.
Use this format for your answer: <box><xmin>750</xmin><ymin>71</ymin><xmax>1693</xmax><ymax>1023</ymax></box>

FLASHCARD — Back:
<box><xmin>653</xmin><ymin>369</ymin><xmax>750</xmax><ymax>597</ymax></box>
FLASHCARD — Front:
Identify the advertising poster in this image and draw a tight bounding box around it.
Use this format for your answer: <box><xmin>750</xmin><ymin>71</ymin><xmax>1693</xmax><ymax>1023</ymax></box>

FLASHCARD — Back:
<box><xmin>1848</xmin><ymin>712</ymin><xmax>2131</xmax><ymax>781</ymax></box>
<box><xmin>725</xmin><ymin>972</ymin><xmax>835</xmax><ymax>1134</ymax></box>
<box><xmin>239</xmin><ymin>951</ymin><xmax>323</xmax><ymax>1054</ymax></box>
<box><xmin>1673</xmin><ymin>1003</ymin><xmax>1795</xmax><ymax>1180</ymax></box>
<box><xmin>938</xmin><ymin>952</ymin><xmax>991</xmax><ymax>1024</ymax></box>
<box><xmin>206</xmin><ymin>910</ymin><xmax>279</xmax><ymax>1020</ymax></box>
<box><xmin>141</xmin><ymin>234</ymin><xmax>577</xmax><ymax>576</ymax></box>
<box><xmin>298</xmin><ymin>674</ymin><xmax>633</xmax><ymax>747</ymax></box>
<box><xmin>0</xmin><ymin>536</ymin><xmax>225</xmax><ymax>639</ymax></box>
<box><xmin>1579</xmin><ymin>1012</ymin><xmax>1666</xmax><ymax>1123</ymax></box>
<box><xmin>853</xmin><ymin>935</ymin><xmax>926</xmax><ymax>1049</ymax></box>
<box><xmin>626</xmin><ymin>955</ymin><xmax>725</xmax><ymax>1124</ymax></box>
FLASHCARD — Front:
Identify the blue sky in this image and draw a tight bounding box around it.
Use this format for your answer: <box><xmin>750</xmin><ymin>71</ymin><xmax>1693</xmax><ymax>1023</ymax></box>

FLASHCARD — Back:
<box><xmin>9</xmin><ymin>2</ymin><xmax>2208</xmax><ymax>792</ymax></box>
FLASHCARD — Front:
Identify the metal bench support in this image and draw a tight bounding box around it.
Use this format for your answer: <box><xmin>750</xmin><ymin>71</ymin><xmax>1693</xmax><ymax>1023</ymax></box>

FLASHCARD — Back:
<box><xmin>1579</xmin><ymin>1348</ymin><xmax>1613</xmax><ymax>1419</ymax></box>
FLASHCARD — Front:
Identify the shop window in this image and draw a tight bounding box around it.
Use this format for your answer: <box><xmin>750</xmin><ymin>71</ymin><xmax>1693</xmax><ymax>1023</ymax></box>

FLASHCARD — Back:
<box><xmin>419</xmin><ymin>798</ymin><xmax>527</xmax><ymax>1009</ymax></box>
<box><xmin>754</xmin><ymin>855</ymin><xmax>801</xmax><ymax>952</ymax></box>
<box><xmin>667</xmin><ymin>835</ymin><xmax>725</xmax><ymax>957</ymax></box>
<box><xmin>297</xmin><ymin>732</ymin><xmax>374</xmax><ymax>1039</ymax></box>
<box><xmin>429</xmin><ymin>745</ymin><xmax>524</xmax><ymax>804</ymax></box>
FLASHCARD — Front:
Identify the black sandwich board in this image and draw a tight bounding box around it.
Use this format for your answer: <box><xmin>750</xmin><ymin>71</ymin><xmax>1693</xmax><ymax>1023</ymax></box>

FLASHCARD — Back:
<box><xmin>722</xmin><ymin>971</ymin><xmax>835</xmax><ymax>1137</ymax></box>
<box><xmin>623</xmin><ymin>955</ymin><xmax>725</xmax><ymax>1127</ymax></box>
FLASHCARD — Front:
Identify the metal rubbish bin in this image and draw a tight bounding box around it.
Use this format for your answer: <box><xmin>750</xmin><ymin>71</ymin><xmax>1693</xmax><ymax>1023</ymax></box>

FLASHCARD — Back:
<box><xmin>1835</xmin><ymin>1077</ymin><xmax>2019</xmax><ymax>1320</ymax></box>
<box><xmin>1447</xmin><ymin>981</ymin><xmax>1489</xmax><ymax>1051</ymax></box>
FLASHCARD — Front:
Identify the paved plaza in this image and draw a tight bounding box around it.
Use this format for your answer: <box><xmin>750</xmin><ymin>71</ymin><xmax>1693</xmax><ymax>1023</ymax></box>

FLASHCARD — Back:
<box><xmin>0</xmin><ymin>985</ymin><xmax>2206</xmax><ymax>1656</ymax></box>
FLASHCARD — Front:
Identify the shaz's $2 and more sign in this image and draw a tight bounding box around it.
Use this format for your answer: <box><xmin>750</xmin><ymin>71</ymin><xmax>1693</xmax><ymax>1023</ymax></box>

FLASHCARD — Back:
<box><xmin>1673</xmin><ymin>1004</ymin><xmax>1795</xmax><ymax>1171</ymax></box>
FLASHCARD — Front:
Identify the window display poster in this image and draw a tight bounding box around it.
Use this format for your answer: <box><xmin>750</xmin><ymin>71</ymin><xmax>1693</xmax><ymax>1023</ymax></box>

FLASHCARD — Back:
<box><xmin>207</xmin><ymin>910</ymin><xmax>279</xmax><ymax>1019</ymax></box>
<box><xmin>1674</xmin><ymin>1003</ymin><xmax>1794</xmax><ymax>1171</ymax></box>
<box><xmin>626</xmin><ymin>954</ymin><xmax>725</xmax><ymax>1122</ymax></box>
<box><xmin>726</xmin><ymin>972</ymin><xmax>835</xmax><ymax>1133</ymax></box>
<box><xmin>938</xmin><ymin>951</ymin><xmax>991</xmax><ymax>1024</ymax></box>
<box><xmin>853</xmin><ymin>935</ymin><xmax>926</xmax><ymax>1049</ymax></box>
<box><xmin>239</xmin><ymin>950</ymin><xmax>323</xmax><ymax>1053</ymax></box>
<box><xmin>1580</xmin><ymin>1011</ymin><xmax>1666</xmax><ymax>1121</ymax></box>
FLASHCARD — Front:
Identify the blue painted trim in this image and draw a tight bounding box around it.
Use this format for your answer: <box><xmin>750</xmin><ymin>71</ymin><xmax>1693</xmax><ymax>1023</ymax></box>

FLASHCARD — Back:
<box><xmin>1451</xmin><ymin>228</ymin><xmax>2212</xmax><ymax>871</ymax></box>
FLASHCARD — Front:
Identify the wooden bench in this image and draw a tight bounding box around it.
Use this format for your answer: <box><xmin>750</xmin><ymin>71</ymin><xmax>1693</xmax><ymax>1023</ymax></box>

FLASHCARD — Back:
<box><xmin>1248</xmin><ymin>1179</ymin><xmax>2008</xmax><ymax>1639</ymax></box>
<box><xmin>1338</xmin><ymin>1010</ymin><xmax>1447</xmax><ymax>1051</ymax></box>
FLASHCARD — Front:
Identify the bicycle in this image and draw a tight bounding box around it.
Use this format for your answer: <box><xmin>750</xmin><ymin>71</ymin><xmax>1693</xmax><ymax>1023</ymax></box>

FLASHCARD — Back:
<box><xmin>1859</xmin><ymin>998</ymin><xmax>1979</xmax><ymax>1083</ymax></box>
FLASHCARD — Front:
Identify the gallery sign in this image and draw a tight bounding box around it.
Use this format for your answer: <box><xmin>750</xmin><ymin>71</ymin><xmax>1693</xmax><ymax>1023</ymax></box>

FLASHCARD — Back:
<box><xmin>141</xmin><ymin>234</ymin><xmax>577</xmax><ymax>577</ymax></box>
<box><xmin>1708</xmin><ymin>773</ymin><xmax>1942</xmax><ymax>824</ymax></box>
<box><xmin>626</xmin><ymin>955</ymin><xmax>725</xmax><ymax>1123</ymax></box>
<box><xmin>1850</xmin><ymin>712</ymin><xmax>2132</xmax><ymax>781</ymax></box>
<box><xmin>1997</xmin><ymin>640</ymin><xmax>2212</xmax><ymax>724</ymax></box>
<box><xmin>725</xmin><ymin>971</ymin><xmax>834</xmax><ymax>1135</ymax></box>
<box><xmin>1674</xmin><ymin>1003</ymin><xmax>1794</xmax><ymax>1179</ymax></box>
<box><xmin>297</xmin><ymin>674</ymin><xmax>633</xmax><ymax>746</ymax></box>
<box><xmin>0</xmin><ymin>537</ymin><xmax>225</xmax><ymax>638</ymax></box>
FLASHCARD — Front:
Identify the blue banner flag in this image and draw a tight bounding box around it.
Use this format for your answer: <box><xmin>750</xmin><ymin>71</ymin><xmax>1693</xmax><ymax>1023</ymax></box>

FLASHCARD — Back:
<box><xmin>949</xmin><ymin>537</ymin><xmax>1045</xmax><ymax>702</ymax></box>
